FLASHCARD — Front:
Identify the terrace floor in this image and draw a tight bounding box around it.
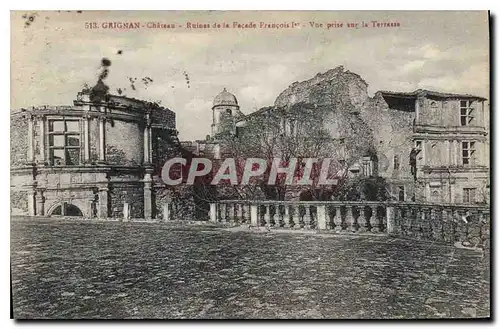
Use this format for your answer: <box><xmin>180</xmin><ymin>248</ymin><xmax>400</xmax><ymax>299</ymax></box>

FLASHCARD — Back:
<box><xmin>11</xmin><ymin>219</ymin><xmax>490</xmax><ymax>319</ymax></box>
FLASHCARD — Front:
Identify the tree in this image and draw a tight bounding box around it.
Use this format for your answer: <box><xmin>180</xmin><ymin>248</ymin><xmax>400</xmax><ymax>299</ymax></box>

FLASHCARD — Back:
<box><xmin>215</xmin><ymin>101</ymin><xmax>377</xmax><ymax>201</ymax></box>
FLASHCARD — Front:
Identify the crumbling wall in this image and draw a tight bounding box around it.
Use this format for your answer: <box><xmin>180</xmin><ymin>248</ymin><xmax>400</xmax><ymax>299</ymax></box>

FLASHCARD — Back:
<box><xmin>106</xmin><ymin>120</ymin><xmax>143</xmax><ymax>166</ymax></box>
<box><xmin>11</xmin><ymin>190</ymin><xmax>28</xmax><ymax>215</ymax></box>
<box><xmin>10</xmin><ymin>114</ymin><xmax>27</xmax><ymax>166</ymax></box>
<box><xmin>151</xmin><ymin>108</ymin><xmax>176</xmax><ymax>128</ymax></box>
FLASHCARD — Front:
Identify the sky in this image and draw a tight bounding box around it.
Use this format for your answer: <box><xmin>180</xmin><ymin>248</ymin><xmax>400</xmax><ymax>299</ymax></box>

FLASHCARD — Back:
<box><xmin>11</xmin><ymin>11</ymin><xmax>489</xmax><ymax>140</ymax></box>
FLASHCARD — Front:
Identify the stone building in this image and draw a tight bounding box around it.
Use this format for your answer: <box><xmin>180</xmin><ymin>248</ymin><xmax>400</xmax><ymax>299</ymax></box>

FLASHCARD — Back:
<box><xmin>204</xmin><ymin>67</ymin><xmax>490</xmax><ymax>204</ymax></box>
<box><xmin>10</xmin><ymin>89</ymin><xmax>177</xmax><ymax>219</ymax></box>
<box><xmin>378</xmin><ymin>90</ymin><xmax>489</xmax><ymax>204</ymax></box>
<box><xmin>211</xmin><ymin>88</ymin><xmax>244</xmax><ymax>137</ymax></box>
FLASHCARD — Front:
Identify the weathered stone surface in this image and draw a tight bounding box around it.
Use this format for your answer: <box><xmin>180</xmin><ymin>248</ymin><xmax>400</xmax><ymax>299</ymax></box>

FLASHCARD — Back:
<box><xmin>11</xmin><ymin>220</ymin><xmax>489</xmax><ymax>319</ymax></box>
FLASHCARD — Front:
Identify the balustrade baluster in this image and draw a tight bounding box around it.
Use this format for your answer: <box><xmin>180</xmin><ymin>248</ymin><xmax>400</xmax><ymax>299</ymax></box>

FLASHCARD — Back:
<box><xmin>326</xmin><ymin>206</ymin><xmax>334</xmax><ymax>230</ymax></box>
<box><xmin>292</xmin><ymin>205</ymin><xmax>301</xmax><ymax>229</ymax></box>
<box><xmin>347</xmin><ymin>206</ymin><xmax>357</xmax><ymax>232</ymax></box>
<box><xmin>283</xmin><ymin>204</ymin><xmax>290</xmax><ymax>228</ymax></box>
<box><xmin>227</xmin><ymin>203</ymin><xmax>234</xmax><ymax>224</ymax></box>
<box><xmin>262</xmin><ymin>205</ymin><xmax>271</xmax><ymax>227</ymax></box>
<box><xmin>271</xmin><ymin>205</ymin><xmax>279</xmax><ymax>228</ymax></box>
<box><xmin>245</xmin><ymin>204</ymin><xmax>251</xmax><ymax>224</ymax></box>
<box><xmin>219</xmin><ymin>203</ymin><xmax>226</xmax><ymax>222</ymax></box>
<box><xmin>311</xmin><ymin>206</ymin><xmax>317</xmax><ymax>229</ymax></box>
<box><xmin>304</xmin><ymin>206</ymin><xmax>311</xmax><ymax>229</ymax></box>
<box><xmin>357</xmin><ymin>206</ymin><xmax>368</xmax><ymax>232</ymax></box>
<box><xmin>334</xmin><ymin>206</ymin><xmax>343</xmax><ymax>232</ymax></box>
<box><xmin>370</xmin><ymin>205</ymin><xmax>380</xmax><ymax>233</ymax></box>
<box><xmin>235</xmin><ymin>203</ymin><xmax>242</xmax><ymax>224</ymax></box>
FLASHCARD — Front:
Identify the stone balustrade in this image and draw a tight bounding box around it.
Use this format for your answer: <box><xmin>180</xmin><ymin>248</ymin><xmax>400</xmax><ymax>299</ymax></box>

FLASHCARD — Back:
<box><xmin>209</xmin><ymin>200</ymin><xmax>490</xmax><ymax>249</ymax></box>
<box><xmin>210</xmin><ymin>201</ymin><xmax>389</xmax><ymax>232</ymax></box>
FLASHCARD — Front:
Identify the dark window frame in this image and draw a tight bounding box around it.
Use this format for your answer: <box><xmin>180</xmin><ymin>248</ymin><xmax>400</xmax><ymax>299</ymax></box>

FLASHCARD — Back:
<box><xmin>48</xmin><ymin>119</ymin><xmax>82</xmax><ymax>166</ymax></box>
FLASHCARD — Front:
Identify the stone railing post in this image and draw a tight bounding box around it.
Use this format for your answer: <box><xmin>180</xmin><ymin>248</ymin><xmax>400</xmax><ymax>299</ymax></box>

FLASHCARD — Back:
<box><xmin>210</xmin><ymin>203</ymin><xmax>217</xmax><ymax>222</ymax></box>
<box><xmin>386</xmin><ymin>205</ymin><xmax>394</xmax><ymax>234</ymax></box>
<box><xmin>283</xmin><ymin>204</ymin><xmax>290</xmax><ymax>228</ymax></box>
<box><xmin>123</xmin><ymin>202</ymin><xmax>130</xmax><ymax>222</ymax></box>
<box><xmin>163</xmin><ymin>202</ymin><xmax>170</xmax><ymax>221</ymax></box>
<box><xmin>317</xmin><ymin>205</ymin><xmax>327</xmax><ymax>230</ymax></box>
<box><xmin>250</xmin><ymin>204</ymin><xmax>258</xmax><ymax>227</ymax></box>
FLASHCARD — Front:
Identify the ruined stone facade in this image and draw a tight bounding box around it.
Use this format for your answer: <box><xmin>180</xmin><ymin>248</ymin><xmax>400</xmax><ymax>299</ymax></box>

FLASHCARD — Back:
<box><xmin>205</xmin><ymin>67</ymin><xmax>490</xmax><ymax>204</ymax></box>
<box><xmin>377</xmin><ymin>90</ymin><xmax>490</xmax><ymax>204</ymax></box>
<box><xmin>10</xmin><ymin>91</ymin><xmax>177</xmax><ymax>218</ymax></box>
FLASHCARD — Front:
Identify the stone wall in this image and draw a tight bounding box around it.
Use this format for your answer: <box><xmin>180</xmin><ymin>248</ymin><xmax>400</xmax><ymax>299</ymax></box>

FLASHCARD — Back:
<box><xmin>151</xmin><ymin>108</ymin><xmax>176</xmax><ymax>128</ymax></box>
<box><xmin>10</xmin><ymin>114</ymin><xmax>28</xmax><ymax>167</ymax></box>
<box><xmin>11</xmin><ymin>190</ymin><xmax>28</xmax><ymax>215</ymax></box>
<box><xmin>106</xmin><ymin>120</ymin><xmax>143</xmax><ymax>166</ymax></box>
<box><xmin>109</xmin><ymin>182</ymin><xmax>144</xmax><ymax>218</ymax></box>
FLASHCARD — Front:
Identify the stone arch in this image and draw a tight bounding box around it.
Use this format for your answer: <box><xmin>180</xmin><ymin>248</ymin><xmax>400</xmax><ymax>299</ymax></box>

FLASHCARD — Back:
<box><xmin>47</xmin><ymin>202</ymin><xmax>83</xmax><ymax>217</ymax></box>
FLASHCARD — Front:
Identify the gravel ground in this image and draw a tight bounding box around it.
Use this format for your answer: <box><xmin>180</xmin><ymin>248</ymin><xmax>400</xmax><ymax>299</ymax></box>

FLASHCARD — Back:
<box><xmin>11</xmin><ymin>219</ymin><xmax>490</xmax><ymax>319</ymax></box>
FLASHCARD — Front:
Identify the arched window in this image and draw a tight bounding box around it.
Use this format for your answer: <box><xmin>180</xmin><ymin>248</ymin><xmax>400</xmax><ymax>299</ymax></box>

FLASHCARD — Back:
<box><xmin>49</xmin><ymin>203</ymin><xmax>83</xmax><ymax>216</ymax></box>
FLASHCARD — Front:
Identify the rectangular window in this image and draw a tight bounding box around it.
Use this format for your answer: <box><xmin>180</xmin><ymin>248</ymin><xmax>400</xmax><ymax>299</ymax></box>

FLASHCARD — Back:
<box><xmin>461</xmin><ymin>141</ymin><xmax>476</xmax><ymax>166</ymax></box>
<box><xmin>460</xmin><ymin>100</ymin><xmax>474</xmax><ymax>126</ymax></box>
<box><xmin>48</xmin><ymin>119</ymin><xmax>81</xmax><ymax>166</ymax></box>
<box><xmin>393</xmin><ymin>154</ymin><xmax>400</xmax><ymax>170</ymax></box>
<box><xmin>463</xmin><ymin>188</ymin><xmax>477</xmax><ymax>203</ymax></box>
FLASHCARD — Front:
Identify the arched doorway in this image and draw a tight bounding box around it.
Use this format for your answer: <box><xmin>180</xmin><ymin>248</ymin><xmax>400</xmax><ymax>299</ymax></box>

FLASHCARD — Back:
<box><xmin>49</xmin><ymin>203</ymin><xmax>83</xmax><ymax>217</ymax></box>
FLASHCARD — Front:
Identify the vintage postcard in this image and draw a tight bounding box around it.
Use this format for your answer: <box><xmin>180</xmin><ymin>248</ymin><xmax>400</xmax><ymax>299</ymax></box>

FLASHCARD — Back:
<box><xmin>10</xmin><ymin>10</ymin><xmax>490</xmax><ymax>319</ymax></box>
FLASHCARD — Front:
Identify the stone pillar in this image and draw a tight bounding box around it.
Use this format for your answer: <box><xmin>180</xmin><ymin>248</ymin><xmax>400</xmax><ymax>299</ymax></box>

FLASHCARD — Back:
<box><xmin>143</xmin><ymin>114</ymin><xmax>152</xmax><ymax>164</ymax></box>
<box><xmin>98</xmin><ymin>186</ymin><xmax>109</xmax><ymax>219</ymax></box>
<box><xmin>87</xmin><ymin>199</ymin><xmax>95</xmax><ymax>218</ymax></box>
<box><xmin>149</xmin><ymin>126</ymin><xmax>153</xmax><ymax>162</ymax></box>
<box><xmin>27</xmin><ymin>190</ymin><xmax>36</xmax><ymax>216</ymax></box>
<box><xmin>455</xmin><ymin>140</ymin><xmax>461</xmax><ymax>166</ymax></box>
<box><xmin>143</xmin><ymin>172</ymin><xmax>152</xmax><ymax>220</ymax></box>
<box><xmin>317</xmin><ymin>205</ymin><xmax>327</xmax><ymax>230</ymax></box>
<box><xmin>83</xmin><ymin>115</ymin><xmax>91</xmax><ymax>163</ymax></box>
<box><xmin>35</xmin><ymin>192</ymin><xmax>44</xmax><ymax>216</ymax></box>
<box><xmin>27</xmin><ymin>115</ymin><xmax>35</xmax><ymax>164</ymax></box>
<box><xmin>123</xmin><ymin>202</ymin><xmax>130</xmax><ymax>221</ymax></box>
<box><xmin>98</xmin><ymin>117</ymin><xmax>106</xmax><ymax>163</ymax></box>
<box><xmin>38</xmin><ymin>116</ymin><xmax>46</xmax><ymax>165</ymax></box>
<box><xmin>210</xmin><ymin>203</ymin><xmax>217</xmax><ymax>222</ymax></box>
<box><xmin>444</xmin><ymin>140</ymin><xmax>450</xmax><ymax>166</ymax></box>
<box><xmin>250</xmin><ymin>204</ymin><xmax>258</xmax><ymax>227</ymax></box>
